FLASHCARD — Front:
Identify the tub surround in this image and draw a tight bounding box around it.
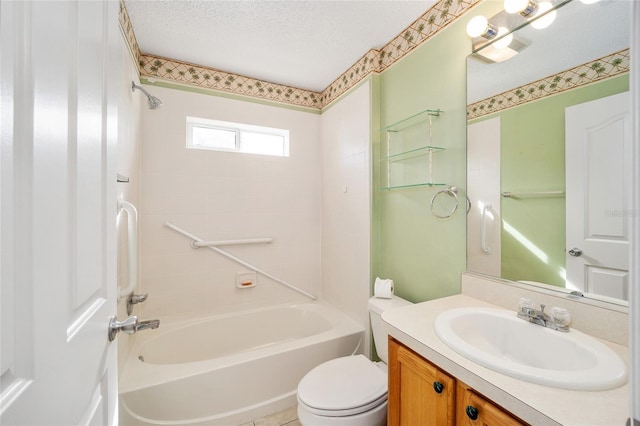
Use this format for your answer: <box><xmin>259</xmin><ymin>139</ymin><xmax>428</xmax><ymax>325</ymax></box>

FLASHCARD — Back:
<box><xmin>382</xmin><ymin>290</ymin><xmax>629</xmax><ymax>425</ymax></box>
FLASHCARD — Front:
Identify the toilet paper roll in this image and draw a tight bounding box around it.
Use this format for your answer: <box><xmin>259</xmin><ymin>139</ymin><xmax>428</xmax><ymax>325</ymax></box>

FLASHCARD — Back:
<box><xmin>374</xmin><ymin>277</ymin><xmax>394</xmax><ymax>299</ymax></box>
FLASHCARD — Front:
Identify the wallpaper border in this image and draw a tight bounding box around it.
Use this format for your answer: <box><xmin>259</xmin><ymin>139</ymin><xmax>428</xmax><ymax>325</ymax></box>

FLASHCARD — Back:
<box><xmin>467</xmin><ymin>48</ymin><xmax>630</xmax><ymax>120</ymax></box>
<box><xmin>119</xmin><ymin>0</ymin><xmax>482</xmax><ymax>110</ymax></box>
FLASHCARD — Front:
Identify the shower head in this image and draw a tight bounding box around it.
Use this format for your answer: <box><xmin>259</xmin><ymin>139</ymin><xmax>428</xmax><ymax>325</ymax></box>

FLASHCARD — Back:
<box><xmin>131</xmin><ymin>81</ymin><xmax>163</xmax><ymax>110</ymax></box>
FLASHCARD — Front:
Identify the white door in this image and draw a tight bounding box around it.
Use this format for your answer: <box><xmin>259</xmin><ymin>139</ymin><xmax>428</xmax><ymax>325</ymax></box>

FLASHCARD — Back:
<box><xmin>1</xmin><ymin>1</ymin><xmax>119</xmax><ymax>424</ymax></box>
<box><xmin>565</xmin><ymin>91</ymin><xmax>631</xmax><ymax>300</ymax></box>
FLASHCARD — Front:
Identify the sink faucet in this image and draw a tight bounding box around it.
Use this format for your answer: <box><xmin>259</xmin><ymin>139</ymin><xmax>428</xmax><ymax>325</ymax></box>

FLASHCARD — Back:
<box><xmin>517</xmin><ymin>299</ymin><xmax>570</xmax><ymax>332</ymax></box>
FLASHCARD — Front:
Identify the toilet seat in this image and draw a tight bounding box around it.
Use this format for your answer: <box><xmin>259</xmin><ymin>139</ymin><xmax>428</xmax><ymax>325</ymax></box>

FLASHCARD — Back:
<box><xmin>297</xmin><ymin>355</ymin><xmax>388</xmax><ymax>417</ymax></box>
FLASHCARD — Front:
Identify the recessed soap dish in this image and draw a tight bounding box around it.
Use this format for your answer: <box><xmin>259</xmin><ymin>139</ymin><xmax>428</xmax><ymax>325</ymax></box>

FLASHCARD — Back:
<box><xmin>236</xmin><ymin>271</ymin><xmax>257</xmax><ymax>288</ymax></box>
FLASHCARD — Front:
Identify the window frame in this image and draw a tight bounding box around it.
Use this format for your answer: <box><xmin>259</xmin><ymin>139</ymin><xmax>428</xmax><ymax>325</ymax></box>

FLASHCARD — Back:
<box><xmin>186</xmin><ymin>116</ymin><xmax>290</xmax><ymax>157</ymax></box>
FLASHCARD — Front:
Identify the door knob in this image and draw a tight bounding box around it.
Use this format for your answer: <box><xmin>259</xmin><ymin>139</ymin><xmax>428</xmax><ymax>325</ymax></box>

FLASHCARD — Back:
<box><xmin>568</xmin><ymin>247</ymin><xmax>583</xmax><ymax>257</ymax></box>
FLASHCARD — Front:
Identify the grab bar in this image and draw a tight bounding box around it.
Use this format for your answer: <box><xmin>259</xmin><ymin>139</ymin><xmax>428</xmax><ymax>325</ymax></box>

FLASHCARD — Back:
<box><xmin>501</xmin><ymin>190</ymin><xmax>565</xmax><ymax>198</ymax></box>
<box><xmin>165</xmin><ymin>222</ymin><xmax>316</xmax><ymax>301</ymax></box>
<box><xmin>481</xmin><ymin>203</ymin><xmax>491</xmax><ymax>255</ymax></box>
<box><xmin>191</xmin><ymin>237</ymin><xmax>273</xmax><ymax>249</ymax></box>
<box><xmin>118</xmin><ymin>200</ymin><xmax>138</xmax><ymax>299</ymax></box>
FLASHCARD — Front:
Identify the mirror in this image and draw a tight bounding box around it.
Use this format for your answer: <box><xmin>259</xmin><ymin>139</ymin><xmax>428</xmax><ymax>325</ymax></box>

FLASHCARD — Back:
<box><xmin>466</xmin><ymin>0</ymin><xmax>631</xmax><ymax>305</ymax></box>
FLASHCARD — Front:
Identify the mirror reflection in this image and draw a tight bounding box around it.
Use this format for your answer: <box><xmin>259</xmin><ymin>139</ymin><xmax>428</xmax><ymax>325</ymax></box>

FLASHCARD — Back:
<box><xmin>466</xmin><ymin>0</ymin><xmax>631</xmax><ymax>304</ymax></box>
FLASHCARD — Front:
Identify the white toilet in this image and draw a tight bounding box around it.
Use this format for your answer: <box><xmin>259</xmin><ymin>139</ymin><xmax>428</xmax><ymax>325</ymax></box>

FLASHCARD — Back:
<box><xmin>296</xmin><ymin>296</ymin><xmax>412</xmax><ymax>426</ymax></box>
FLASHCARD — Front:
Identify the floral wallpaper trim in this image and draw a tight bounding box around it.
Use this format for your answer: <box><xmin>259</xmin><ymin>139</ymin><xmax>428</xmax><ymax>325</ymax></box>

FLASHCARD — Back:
<box><xmin>118</xmin><ymin>1</ymin><xmax>140</xmax><ymax>67</ymax></box>
<box><xmin>121</xmin><ymin>0</ymin><xmax>481</xmax><ymax>109</ymax></box>
<box><xmin>320</xmin><ymin>49</ymin><xmax>381</xmax><ymax>106</ymax></box>
<box><xmin>139</xmin><ymin>54</ymin><xmax>323</xmax><ymax>109</ymax></box>
<box><xmin>320</xmin><ymin>0</ymin><xmax>483</xmax><ymax>106</ymax></box>
<box><xmin>467</xmin><ymin>48</ymin><xmax>630</xmax><ymax>120</ymax></box>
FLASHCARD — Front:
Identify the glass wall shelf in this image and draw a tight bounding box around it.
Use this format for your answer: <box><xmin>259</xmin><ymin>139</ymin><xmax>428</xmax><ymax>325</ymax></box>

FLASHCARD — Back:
<box><xmin>382</xmin><ymin>145</ymin><xmax>445</xmax><ymax>162</ymax></box>
<box><xmin>380</xmin><ymin>108</ymin><xmax>443</xmax><ymax>132</ymax></box>
<box><xmin>380</xmin><ymin>108</ymin><xmax>445</xmax><ymax>191</ymax></box>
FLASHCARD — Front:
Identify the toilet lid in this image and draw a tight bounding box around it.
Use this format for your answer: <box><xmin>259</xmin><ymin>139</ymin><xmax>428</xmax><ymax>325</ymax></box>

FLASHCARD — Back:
<box><xmin>297</xmin><ymin>355</ymin><xmax>387</xmax><ymax>416</ymax></box>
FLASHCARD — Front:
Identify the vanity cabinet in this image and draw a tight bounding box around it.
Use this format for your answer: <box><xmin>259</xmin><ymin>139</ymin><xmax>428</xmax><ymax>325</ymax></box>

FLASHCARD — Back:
<box><xmin>388</xmin><ymin>338</ymin><xmax>526</xmax><ymax>426</ymax></box>
<box><xmin>388</xmin><ymin>337</ymin><xmax>456</xmax><ymax>426</ymax></box>
<box><xmin>456</xmin><ymin>382</ymin><xmax>525</xmax><ymax>426</ymax></box>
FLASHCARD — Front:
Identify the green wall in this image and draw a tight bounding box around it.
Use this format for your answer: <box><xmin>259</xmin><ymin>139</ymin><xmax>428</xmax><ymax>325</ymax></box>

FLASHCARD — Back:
<box><xmin>471</xmin><ymin>75</ymin><xmax>629</xmax><ymax>286</ymax></box>
<box><xmin>372</xmin><ymin>1</ymin><xmax>502</xmax><ymax>303</ymax></box>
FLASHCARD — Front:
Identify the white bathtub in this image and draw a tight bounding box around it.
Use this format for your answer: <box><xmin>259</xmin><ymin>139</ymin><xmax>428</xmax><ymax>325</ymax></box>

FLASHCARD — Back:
<box><xmin>118</xmin><ymin>302</ymin><xmax>364</xmax><ymax>426</ymax></box>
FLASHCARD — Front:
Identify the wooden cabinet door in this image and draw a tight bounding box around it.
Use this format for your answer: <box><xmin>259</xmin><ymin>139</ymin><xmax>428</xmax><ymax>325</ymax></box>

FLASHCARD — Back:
<box><xmin>388</xmin><ymin>338</ymin><xmax>456</xmax><ymax>426</ymax></box>
<box><xmin>456</xmin><ymin>382</ymin><xmax>527</xmax><ymax>426</ymax></box>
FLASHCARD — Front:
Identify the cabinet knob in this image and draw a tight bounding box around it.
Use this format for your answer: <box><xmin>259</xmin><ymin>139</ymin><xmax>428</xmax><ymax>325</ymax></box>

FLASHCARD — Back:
<box><xmin>465</xmin><ymin>405</ymin><xmax>479</xmax><ymax>421</ymax></box>
<box><xmin>433</xmin><ymin>381</ymin><xmax>444</xmax><ymax>394</ymax></box>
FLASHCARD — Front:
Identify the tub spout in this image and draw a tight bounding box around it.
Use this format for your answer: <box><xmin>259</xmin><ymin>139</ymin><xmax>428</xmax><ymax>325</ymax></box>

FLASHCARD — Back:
<box><xmin>135</xmin><ymin>319</ymin><xmax>160</xmax><ymax>332</ymax></box>
<box><xmin>108</xmin><ymin>316</ymin><xmax>160</xmax><ymax>341</ymax></box>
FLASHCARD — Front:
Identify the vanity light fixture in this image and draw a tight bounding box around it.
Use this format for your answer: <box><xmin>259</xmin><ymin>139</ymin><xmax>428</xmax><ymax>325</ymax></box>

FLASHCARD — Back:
<box><xmin>493</xmin><ymin>27</ymin><xmax>514</xmax><ymax>49</ymax></box>
<box><xmin>530</xmin><ymin>1</ymin><xmax>557</xmax><ymax>29</ymax></box>
<box><xmin>504</xmin><ymin>0</ymin><xmax>538</xmax><ymax>16</ymax></box>
<box><xmin>466</xmin><ymin>15</ymin><xmax>498</xmax><ymax>39</ymax></box>
<box><xmin>472</xmin><ymin>38</ymin><xmax>526</xmax><ymax>63</ymax></box>
<box><xmin>504</xmin><ymin>0</ymin><xmax>557</xmax><ymax>29</ymax></box>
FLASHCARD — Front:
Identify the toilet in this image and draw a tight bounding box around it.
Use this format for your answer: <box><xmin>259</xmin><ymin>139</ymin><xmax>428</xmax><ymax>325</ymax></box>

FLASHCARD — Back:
<box><xmin>296</xmin><ymin>295</ymin><xmax>412</xmax><ymax>426</ymax></box>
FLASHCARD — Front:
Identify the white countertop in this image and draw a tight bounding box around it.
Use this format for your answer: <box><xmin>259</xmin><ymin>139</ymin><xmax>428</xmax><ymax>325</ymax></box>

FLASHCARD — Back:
<box><xmin>382</xmin><ymin>294</ymin><xmax>630</xmax><ymax>426</ymax></box>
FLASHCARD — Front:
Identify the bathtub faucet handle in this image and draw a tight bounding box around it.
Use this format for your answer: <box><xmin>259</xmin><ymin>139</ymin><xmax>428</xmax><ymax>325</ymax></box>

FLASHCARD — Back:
<box><xmin>108</xmin><ymin>315</ymin><xmax>138</xmax><ymax>341</ymax></box>
<box><xmin>127</xmin><ymin>292</ymin><xmax>148</xmax><ymax>315</ymax></box>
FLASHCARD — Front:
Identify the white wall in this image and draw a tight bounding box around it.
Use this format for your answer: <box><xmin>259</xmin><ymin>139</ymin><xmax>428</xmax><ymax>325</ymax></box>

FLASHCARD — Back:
<box><xmin>467</xmin><ymin>117</ymin><xmax>501</xmax><ymax>277</ymax></box>
<box><xmin>320</xmin><ymin>81</ymin><xmax>372</xmax><ymax>349</ymax></box>
<box><xmin>139</xmin><ymin>87</ymin><xmax>322</xmax><ymax>318</ymax></box>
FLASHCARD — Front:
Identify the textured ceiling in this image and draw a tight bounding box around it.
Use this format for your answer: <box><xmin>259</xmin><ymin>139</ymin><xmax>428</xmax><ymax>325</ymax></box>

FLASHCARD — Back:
<box><xmin>124</xmin><ymin>0</ymin><xmax>436</xmax><ymax>92</ymax></box>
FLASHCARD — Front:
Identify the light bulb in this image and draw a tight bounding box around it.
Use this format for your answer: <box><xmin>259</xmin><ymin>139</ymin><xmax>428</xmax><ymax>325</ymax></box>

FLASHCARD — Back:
<box><xmin>466</xmin><ymin>16</ymin><xmax>489</xmax><ymax>37</ymax></box>
<box><xmin>504</xmin><ymin>0</ymin><xmax>529</xmax><ymax>13</ymax></box>
<box><xmin>493</xmin><ymin>27</ymin><xmax>513</xmax><ymax>49</ymax></box>
<box><xmin>531</xmin><ymin>1</ymin><xmax>556</xmax><ymax>29</ymax></box>
<box><xmin>466</xmin><ymin>15</ymin><xmax>497</xmax><ymax>39</ymax></box>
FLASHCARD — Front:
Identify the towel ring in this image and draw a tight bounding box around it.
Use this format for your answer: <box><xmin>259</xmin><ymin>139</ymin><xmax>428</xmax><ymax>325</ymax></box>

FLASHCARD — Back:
<box><xmin>431</xmin><ymin>186</ymin><xmax>462</xmax><ymax>219</ymax></box>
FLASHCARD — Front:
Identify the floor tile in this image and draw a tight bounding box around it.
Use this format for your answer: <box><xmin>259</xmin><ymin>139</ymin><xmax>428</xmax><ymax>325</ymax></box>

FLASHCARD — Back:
<box><xmin>253</xmin><ymin>406</ymin><xmax>298</xmax><ymax>426</ymax></box>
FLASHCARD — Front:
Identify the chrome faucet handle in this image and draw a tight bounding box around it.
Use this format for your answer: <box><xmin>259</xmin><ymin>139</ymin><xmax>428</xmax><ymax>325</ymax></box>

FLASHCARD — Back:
<box><xmin>130</xmin><ymin>293</ymin><xmax>148</xmax><ymax>303</ymax></box>
<box><xmin>108</xmin><ymin>315</ymin><xmax>138</xmax><ymax>341</ymax></box>
<box><xmin>127</xmin><ymin>292</ymin><xmax>149</xmax><ymax>315</ymax></box>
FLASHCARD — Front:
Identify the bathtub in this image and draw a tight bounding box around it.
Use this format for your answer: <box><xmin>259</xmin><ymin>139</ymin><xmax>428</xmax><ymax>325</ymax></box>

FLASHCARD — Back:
<box><xmin>118</xmin><ymin>302</ymin><xmax>365</xmax><ymax>426</ymax></box>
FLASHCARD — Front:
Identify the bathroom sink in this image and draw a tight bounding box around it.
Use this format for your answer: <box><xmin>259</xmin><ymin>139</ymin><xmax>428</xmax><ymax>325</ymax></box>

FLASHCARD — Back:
<box><xmin>434</xmin><ymin>307</ymin><xmax>627</xmax><ymax>391</ymax></box>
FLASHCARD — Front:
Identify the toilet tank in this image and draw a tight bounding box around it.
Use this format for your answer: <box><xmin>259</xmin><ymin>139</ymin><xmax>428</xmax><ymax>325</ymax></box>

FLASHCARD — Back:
<box><xmin>368</xmin><ymin>296</ymin><xmax>412</xmax><ymax>364</ymax></box>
